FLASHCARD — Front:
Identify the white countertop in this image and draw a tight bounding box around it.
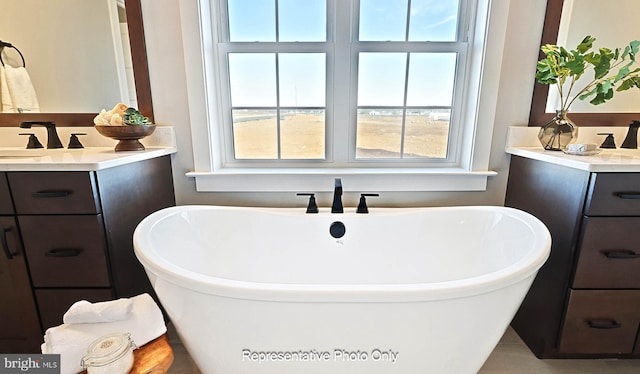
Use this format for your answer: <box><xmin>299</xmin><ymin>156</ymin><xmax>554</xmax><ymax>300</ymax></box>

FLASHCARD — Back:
<box><xmin>506</xmin><ymin>126</ymin><xmax>640</xmax><ymax>172</ymax></box>
<box><xmin>0</xmin><ymin>126</ymin><xmax>176</xmax><ymax>171</ymax></box>
<box><xmin>0</xmin><ymin>147</ymin><xmax>175</xmax><ymax>171</ymax></box>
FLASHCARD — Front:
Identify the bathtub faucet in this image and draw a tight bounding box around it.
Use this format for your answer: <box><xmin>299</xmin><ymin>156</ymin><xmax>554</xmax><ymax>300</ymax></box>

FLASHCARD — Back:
<box><xmin>331</xmin><ymin>178</ymin><xmax>343</xmax><ymax>213</ymax></box>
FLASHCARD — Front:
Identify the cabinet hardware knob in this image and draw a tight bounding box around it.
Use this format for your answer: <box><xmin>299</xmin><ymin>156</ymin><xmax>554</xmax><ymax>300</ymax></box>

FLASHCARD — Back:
<box><xmin>32</xmin><ymin>190</ymin><xmax>72</xmax><ymax>198</ymax></box>
<box><xmin>587</xmin><ymin>319</ymin><xmax>622</xmax><ymax>329</ymax></box>
<box><xmin>45</xmin><ymin>248</ymin><xmax>83</xmax><ymax>257</ymax></box>
<box><xmin>1</xmin><ymin>227</ymin><xmax>16</xmax><ymax>260</ymax></box>
<box><xmin>615</xmin><ymin>192</ymin><xmax>640</xmax><ymax>199</ymax></box>
<box><xmin>602</xmin><ymin>250</ymin><xmax>640</xmax><ymax>259</ymax></box>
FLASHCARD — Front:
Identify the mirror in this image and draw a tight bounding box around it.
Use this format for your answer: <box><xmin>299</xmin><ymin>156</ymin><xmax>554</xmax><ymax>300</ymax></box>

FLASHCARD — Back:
<box><xmin>529</xmin><ymin>0</ymin><xmax>640</xmax><ymax>126</ymax></box>
<box><xmin>0</xmin><ymin>0</ymin><xmax>152</xmax><ymax>127</ymax></box>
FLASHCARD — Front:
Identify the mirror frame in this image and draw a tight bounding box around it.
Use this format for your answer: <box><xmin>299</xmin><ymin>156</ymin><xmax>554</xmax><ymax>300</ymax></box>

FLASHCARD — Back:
<box><xmin>529</xmin><ymin>0</ymin><xmax>639</xmax><ymax>127</ymax></box>
<box><xmin>0</xmin><ymin>0</ymin><xmax>153</xmax><ymax>127</ymax></box>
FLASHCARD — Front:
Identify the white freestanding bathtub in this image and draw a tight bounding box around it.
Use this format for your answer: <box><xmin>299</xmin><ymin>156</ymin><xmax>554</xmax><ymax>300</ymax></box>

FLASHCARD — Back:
<box><xmin>134</xmin><ymin>205</ymin><xmax>550</xmax><ymax>374</ymax></box>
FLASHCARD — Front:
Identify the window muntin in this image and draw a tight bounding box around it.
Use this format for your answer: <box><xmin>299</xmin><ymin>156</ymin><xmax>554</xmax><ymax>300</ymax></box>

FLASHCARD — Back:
<box><xmin>355</xmin><ymin>51</ymin><xmax>457</xmax><ymax>159</ymax></box>
<box><xmin>220</xmin><ymin>0</ymin><xmax>468</xmax><ymax>165</ymax></box>
<box><xmin>358</xmin><ymin>0</ymin><xmax>461</xmax><ymax>42</ymax></box>
<box><xmin>227</xmin><ymin>0</ymin><xmax>277</xmax><ymax>42</ymax></box>
<box><xmin>227</xmin><ymin>0</ymin><xmax>327</xmax><ymax>42</ymax></box>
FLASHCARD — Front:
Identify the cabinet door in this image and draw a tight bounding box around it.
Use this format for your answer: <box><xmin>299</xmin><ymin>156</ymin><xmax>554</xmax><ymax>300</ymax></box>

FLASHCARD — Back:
<box><xmin>585</xmin><ymin>173</ymin><xmax>640</xmax><ymax>216</ymax></box>
<box><xmin>559</xmin><ymin>290</ymin><xmax>640</xmax><ymax>354</ymax></box>
<box><xmin>0</xmin><ymin>217</ymin><xmax>42</xmax><ymax>352</ymax></box>
<box><xmin>574</xmin><ymin>217</ymin><xmax>640</xmax><ymax>288</ymax></box>
<box><xmin>0</xmin><ymin>173</ymin><xmax>13</xmax><ymax>215</ymax></box>
<box><xmin>20</xmin><ymin>215</ymin><xmax>111</xmax><ymax>287</ymax></box>
<box><xmin>8</xmin><ymin>172</ymin><xmax>101</xmax><ymax>214</ymax></box>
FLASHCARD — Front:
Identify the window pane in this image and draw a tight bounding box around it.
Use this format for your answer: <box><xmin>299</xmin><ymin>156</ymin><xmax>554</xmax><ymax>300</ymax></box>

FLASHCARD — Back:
<box><xmin>408</xmin><ymin>0</ymin><xmax>460</xmax><ymax>41</ymax></box>
<box><xmin>358</xmin><ymin>53</ymin><xmax>407</xmax><ymax>106</ymax></box>
<box><xmin>279</xmin><ymin>0</ymin><xmax>326</xmax><ymax>42</ymax></box>
<box><xmin>228</xmin><ymin>0</ymin><xmax>276</xmax><ymax>42</ymax></box>
<box><xmin>359</xmin><ymin>0</ymin><xmax>408</xmax><ymax>41</ymax></box>
<box><xmin>406</xmin><ymin>53</ymin><xmax>456</xmax><ymax>107</ymax></box>
<box><xmin>232</xmin><ymin>110</ymin><xmax>278</xmax><ymax>159</ymax></box>
<box><xmin>356</xmin><ymin>109</ymin><xmax>403</xmax><ymax>159</ymax></box>
<box><xmin>403</xmin><ymin>109</ymin><xmax>449</xmax><ymax>158</ymax></box>
<box><xmin>279</xmin><ymin>53</ymin><xmax>326</xmax><ymax>107</ymax></box>
<box><xmin>229</xmin><ymin>53</ymin><xmax>276</xmax><ymax>107</ymax></box>
<box><xmin>280</xmin><ymin>110</ymin><xmax>325</xmax><ymax>159</ymax></box>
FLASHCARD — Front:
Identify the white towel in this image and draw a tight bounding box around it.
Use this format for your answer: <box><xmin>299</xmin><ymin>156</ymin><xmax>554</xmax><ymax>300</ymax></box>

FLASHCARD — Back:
<box><xmin>63</xmin><ymin>297</ymin><xmax>134</xmax><ymax>324</ymax></box>
<box><xmin>41</xmin><ymin>293</ymin><xmax>166</xmax><ymax>374</ymax></box>
<box><xmin>2</xmin><ymin>64</ymin><xmax>39</xmax><ymax>113</ymax></box>
<box><xmin>0</xmin><ymin>65</ymin><xmax>13</xmax><ymax>113</ymax></box>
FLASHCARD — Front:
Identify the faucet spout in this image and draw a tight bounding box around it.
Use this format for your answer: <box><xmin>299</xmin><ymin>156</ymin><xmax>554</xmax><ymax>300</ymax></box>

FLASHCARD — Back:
<box><xmin>19</xmin><ymin>121</ymin><xmax>63</xmax><ymax>149</ymax></box>
<box><xmin>332</xmin><ymin>178</ymin><xmax>343</xmax><ymax>213</ymax></box>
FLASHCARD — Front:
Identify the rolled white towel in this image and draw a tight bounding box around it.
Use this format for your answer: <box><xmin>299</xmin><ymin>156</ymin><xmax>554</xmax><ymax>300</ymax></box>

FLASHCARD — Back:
<box><xmin>63</xmin><ymin>297</ymin><xmax>133</xmax><ymax>324</ymax></box>
<box><xmin>41</xmin><ymin>293</ymin><xmax>166</xmax><ymax>374</ymax></box>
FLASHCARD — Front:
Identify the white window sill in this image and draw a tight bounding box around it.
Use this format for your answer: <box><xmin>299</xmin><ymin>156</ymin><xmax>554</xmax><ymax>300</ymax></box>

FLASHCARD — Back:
<box><xmin>186</xmin><ymin>169</ymin><xmax>497</xmax><ymax>192</ymax></box>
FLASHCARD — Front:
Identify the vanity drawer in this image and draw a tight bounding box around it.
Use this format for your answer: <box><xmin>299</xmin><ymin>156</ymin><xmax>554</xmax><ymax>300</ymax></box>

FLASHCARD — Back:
<box><xmin>559</xmin><ymin>290</ymin><xmax>640</xmax><ymax>354</ymax></box>
<box><xmin>8</xmin><ymin>172</ymin><xmax>101</xmax><ymax>214</ymax></box>
<box><xmin>585</xmin><ymin>173</ymin><xmax>640</xmax><ymax>216</ymax></box>
<box><xmin>20</xmin><ymin>215</ymin><xmax>110</xmax><ymax>287</ymax></box>
<box><xmin>0</xmin><ymin>173</ymin><xmax>13</xmax><ymax>215</ymax></box>
<box><xmin>35</xmin><ymin>288</ymin><xmax>114</xmax><ymax>330</ymax></box>
<box><xmin>574</xmin><ymin>217</ymin><xmax>640</xmax><ymax>288</ymax></box>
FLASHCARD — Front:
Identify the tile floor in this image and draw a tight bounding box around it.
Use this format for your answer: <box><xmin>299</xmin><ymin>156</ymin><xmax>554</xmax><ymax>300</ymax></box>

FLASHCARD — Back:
<box><xmin>166</xmin><ymin>324</ymin><xmax>640</xmax><ymax>373</ymax></box>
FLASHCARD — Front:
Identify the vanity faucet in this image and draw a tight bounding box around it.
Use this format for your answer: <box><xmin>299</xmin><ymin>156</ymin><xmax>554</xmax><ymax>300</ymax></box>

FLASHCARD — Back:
<box><xmin>19</xmin><ymin>121</ymin><xmax>63</xmax><ymax>149</ymax></box>
<box><xmin>331</xmin><ymin>178</ymin><xmax>343</xmax><ymax>213</ymax></box>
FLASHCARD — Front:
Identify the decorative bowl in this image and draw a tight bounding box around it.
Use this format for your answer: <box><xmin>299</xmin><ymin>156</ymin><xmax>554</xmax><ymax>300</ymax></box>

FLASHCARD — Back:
<box><xmin>95</xmin><ymin>124</ymin><xmax>156</xmax><ymax>152</ymax></box>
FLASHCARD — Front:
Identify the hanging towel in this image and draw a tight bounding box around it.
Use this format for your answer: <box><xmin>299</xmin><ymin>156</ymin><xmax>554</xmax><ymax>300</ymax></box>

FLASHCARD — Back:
<box><xmin>2</xmin><ymin>64</ymin><xmax>39</xmax><ymax>113</ymax></box>
<box><xmin>0</xmin><ymin>65</ymin><xmax>13</xmax><ymax>113</ymax></box>
<box><xmin>41</xmin><ymin>293</ymin><xmax>166</xmax><ymax>374</ymax></box>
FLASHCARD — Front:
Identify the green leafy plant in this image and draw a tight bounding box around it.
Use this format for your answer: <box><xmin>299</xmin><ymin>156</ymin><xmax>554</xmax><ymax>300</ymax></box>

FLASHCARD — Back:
<box><xmin>536</xmin><ymin>35</ymin><xmax>640</xmax><ymax>112</ymax></box>
<box><xmin>123</xmin><ymin>107</ymin><xmax>152</xmax><ymax>126</ymax></box>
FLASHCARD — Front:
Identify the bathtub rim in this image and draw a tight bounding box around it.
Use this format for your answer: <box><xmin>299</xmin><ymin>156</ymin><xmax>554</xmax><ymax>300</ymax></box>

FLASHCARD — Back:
<box><xmin>133</xmin><ymin>205</ymin><xmax>551</xmax><ymax>303</ymax></box>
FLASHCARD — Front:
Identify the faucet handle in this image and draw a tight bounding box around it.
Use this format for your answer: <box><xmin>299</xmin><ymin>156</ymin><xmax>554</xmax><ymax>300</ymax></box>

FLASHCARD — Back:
<box><xmin>597</xmin><ymin>133</ymin><xmax>616</xmax><ymax>149</ymax></box>
<box><xmin>19</xmin><ymin>133</ymin><xmax>44</xmax><ymax>149</ymax></box>
<box><xmin>297</xmin><ymin>193</ymin><xmax>319</xmax><ymax>214</ymax></box>
<box><xmin>68</xmin><ymin>133</ymin><xmax>87</xmax><ymax>149</ymax></box>
<box><xmin>356</xmin><ymin>193</ymin><xmax>379</xmax><ymax>214</ymax></box>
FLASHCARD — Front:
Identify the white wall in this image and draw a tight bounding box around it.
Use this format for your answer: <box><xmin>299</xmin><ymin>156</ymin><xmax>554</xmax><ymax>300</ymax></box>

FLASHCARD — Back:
<box><xmin>141</xmin><ymin>0</ymin><xmax>547</xmax><ymax>208</ymax></box>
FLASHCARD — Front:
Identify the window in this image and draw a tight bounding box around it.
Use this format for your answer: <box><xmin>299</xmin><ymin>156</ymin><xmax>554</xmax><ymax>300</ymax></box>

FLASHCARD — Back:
<box><xmin>218</xmin><ymin>0</ymin><xmax>469</xmax><ymax>165</ymax></box>
<box><xmin>221</xmin><ymin>0</ymin><xmax>328</xmax><ymax>161</ymax></box>
<box><xmin>184</xmin><ymin>0</ymin><xmax>502</xmax><ymax>191</ymax></box>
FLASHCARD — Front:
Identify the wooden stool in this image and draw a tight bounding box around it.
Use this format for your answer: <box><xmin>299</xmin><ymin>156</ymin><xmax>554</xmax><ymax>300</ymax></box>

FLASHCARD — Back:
<box><xmin>80</xmin><ymin>333</ymin><xmax>174</xmax><ymax>374</ymax></box>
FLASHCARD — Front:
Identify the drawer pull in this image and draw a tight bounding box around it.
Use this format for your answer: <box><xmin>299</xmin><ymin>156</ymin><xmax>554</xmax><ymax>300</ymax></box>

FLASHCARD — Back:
<box><xmin>32</xmin><ymin>190</ymin><xmax>72</xmax><ymax>198</ymax></box>
<box><xmin>587</xmin><ymin>319</ymin><xmax>622</xmax><ymax>329</ymax></box>
<box><xmin>45</xmin><ymin>248</ymin><xmax>83</xmax><ymax>257</ymax></box>
<box><xmin>1</xmin><ymin>227</ymin><xmax>16</xmax><ymax>260</ymax></box>
<box><xmin>615</xmin><ymin>192</ymin><xmax>640</xmax><ymax>199</ymax></box>
<box><xmin>602</xmin><ymin>250</ymin><xmax>640</xmax><ymax>259</ymax></box>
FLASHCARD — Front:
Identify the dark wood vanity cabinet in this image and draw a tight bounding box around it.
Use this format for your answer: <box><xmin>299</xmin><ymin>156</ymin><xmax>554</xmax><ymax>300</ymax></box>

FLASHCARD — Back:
<box><xmin>506</xmin><ymin>156</ymin><xmax>640</xmax><ymax>358</ymax></box>
<box><xmin>0</xmin><ymin>156</ymin><xmax>174</xmax><ymax>352</ymax></box>
<box><xmin>0</xmin><ymin>173</ymin><xmax>42</xmax><ymax>353</ymax></box>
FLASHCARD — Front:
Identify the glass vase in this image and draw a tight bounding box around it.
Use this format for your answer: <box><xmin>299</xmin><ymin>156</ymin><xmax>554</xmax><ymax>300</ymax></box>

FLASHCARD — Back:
<box><xmin>537</xmin><ymin>110</ymin><xmax>578</xmax><ymax>151</ymax></box>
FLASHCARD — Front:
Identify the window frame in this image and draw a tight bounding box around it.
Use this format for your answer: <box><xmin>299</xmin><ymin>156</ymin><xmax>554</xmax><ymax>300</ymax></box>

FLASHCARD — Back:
<box><xmin>182</xmin><ymin>0</ymin><xmax>504</xmax><ymax>192</ymax></box>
